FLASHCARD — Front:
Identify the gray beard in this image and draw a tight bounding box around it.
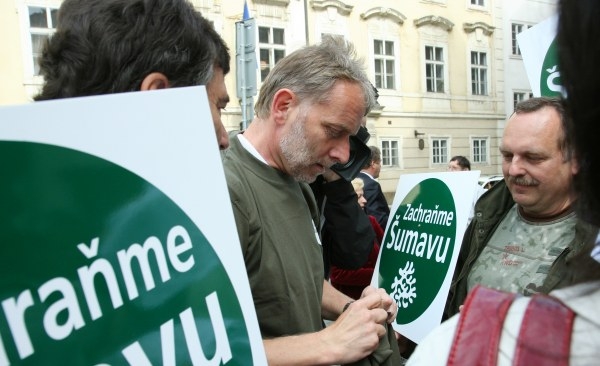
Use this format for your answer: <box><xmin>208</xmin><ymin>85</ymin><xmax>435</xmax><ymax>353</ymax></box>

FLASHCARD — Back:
<box><xmin>280</xmin><ymin>113</ymin><xmax>316</xmax><ymax>183</ymax></box>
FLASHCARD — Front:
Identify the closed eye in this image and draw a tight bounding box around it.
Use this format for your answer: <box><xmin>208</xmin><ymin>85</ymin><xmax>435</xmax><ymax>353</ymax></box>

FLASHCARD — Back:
<box><xmin>525</xmin><ymin>154</ymin><xmax>546</xmax><ymax>163</ymax></box>
<box><xmin>325</xmin><ymin>126</ymin><xmax>344</xmax><ymax>139</ymax></box>
<box><xmin>500</xmin><ymin>151</ymin><xmax>513</xmax><ymax>162</ymax></box>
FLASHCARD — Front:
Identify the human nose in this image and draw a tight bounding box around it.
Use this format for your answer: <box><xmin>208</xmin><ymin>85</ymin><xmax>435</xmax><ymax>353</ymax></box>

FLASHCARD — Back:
<box><xmin>507</xmin><ymin>156</ymin><xmax>526</xmax><ymax>176</ymax></box>
<box><xmin>330</xmin><ymin>137</ymin><xmax>351</xmax><ymax>165</ymax></box>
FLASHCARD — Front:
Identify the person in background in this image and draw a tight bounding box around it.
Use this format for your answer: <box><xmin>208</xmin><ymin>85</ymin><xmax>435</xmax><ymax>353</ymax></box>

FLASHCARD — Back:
<box><xmin>408</xmin><ymin>5</ymin><xmax>600</xmax><ymax>357</ymax></box>
<box><xmin>447</xmin><ymin>155</ymin><xmax>471</xmax><ymax>171</ymax></box>
<box><xmin>358</xmin><ymin>146</ymin><xmax>390</xmax><ymax>230</ymax></box>
<box><xmin>330</xmin><ymin>177</ymin><xmax>383</xmax><ymax>300</ymax></box>
<box><xmin>447</xmin><ymin>155</ymin><xmax>486</xmax><ymax>225</ymax></box>
<box><xmin>444</xmin><ymin>97</ymin><xmax>596</xmax><ymax>319</ymax></box>
<box><xmin>222</xmin><ymin>36</ymin><xmax>400</xmax><ymax>365</ymax></box>
<box><xmin>35</xmin><ymin>0</ymin><xmax>231</xmax><ymax>150</ymax></box>
<box><xmin>311</xmin><ymin>169</ymin><xmax>376</xmax><ymax>279</ymax></box>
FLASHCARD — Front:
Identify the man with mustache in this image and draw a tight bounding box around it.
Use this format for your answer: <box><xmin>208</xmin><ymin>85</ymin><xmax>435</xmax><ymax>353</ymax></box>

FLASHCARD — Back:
<box><xmin>221</xmin><ymin>36</ymin><xmax>400</xmax><ymax>365</ymax></box>
<box><xmin>445</xmin><ymin>96</ymin><xmax>596</xmax><ymax>318</ymax></box>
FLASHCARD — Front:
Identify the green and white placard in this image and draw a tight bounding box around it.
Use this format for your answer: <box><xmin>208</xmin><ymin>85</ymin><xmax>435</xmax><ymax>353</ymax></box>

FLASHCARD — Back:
<box><xmin>516</xmin><ymin>15</ymin><xmax>563</xmax><ymax>97</ymax></box>
<box><xmin>0</xmin><ymin>87</ymin><xmax>266</xmax><ymax>365</ymax></box>
<box><xmin>372</xmin><ymin>171</ymin><xmax>479</xmax><ymax>343</ymax></box>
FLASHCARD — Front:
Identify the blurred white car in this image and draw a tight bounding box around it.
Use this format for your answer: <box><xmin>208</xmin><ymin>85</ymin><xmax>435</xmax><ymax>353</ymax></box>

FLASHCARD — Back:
<box><xmin>478</xmin><ymin>175</ymin><xmax>503</xmax><ymax>190</ymax></box>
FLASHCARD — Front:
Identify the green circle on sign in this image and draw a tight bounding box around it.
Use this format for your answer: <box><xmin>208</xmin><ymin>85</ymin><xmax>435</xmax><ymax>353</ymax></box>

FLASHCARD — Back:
<box><xmin>540</xmin><ymin>38</ymin><xmax>563</xmax><ymax>97</ymax></box>
<box><xmin>378</xmin><ymin>178</ymin><xmax>456</xmax><ymax>324</ymax></box>
<box><xmin>0</xmin><ymin>141</ymin><xmax>253</xmax><ymax>365</ymax></box>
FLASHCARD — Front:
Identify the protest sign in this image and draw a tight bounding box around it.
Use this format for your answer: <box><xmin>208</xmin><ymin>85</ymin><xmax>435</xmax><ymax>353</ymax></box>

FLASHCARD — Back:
<box><xmin>372</xmin><ymin>171</ymin><xmax>479</xmax><ymax>343</ymax></box>
<box><xmin>0</xmin><ymin>87</ymin><xmax>266</xmax><ymax>365</ymax></box>
<box><xmin>516</xmin><ymin>15</ymin><xmax>563</xmax><ymax>97</ymax></box>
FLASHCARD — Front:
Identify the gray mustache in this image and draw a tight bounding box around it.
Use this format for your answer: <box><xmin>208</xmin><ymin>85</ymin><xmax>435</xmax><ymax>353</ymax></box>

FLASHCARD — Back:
<box><xmin>509</xmin><ymin>177</ymin><xmax>539</xmax><ymax>186</ymax></box>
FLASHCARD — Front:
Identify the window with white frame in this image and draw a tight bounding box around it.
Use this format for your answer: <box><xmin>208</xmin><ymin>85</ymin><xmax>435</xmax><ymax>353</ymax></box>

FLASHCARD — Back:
<box><xmin>425</xmin><ymin>46</ymin><xmax>445</xmax><ymax>93</ymax></box>
<box><xmin>374</xmin><ymin>39</ymin><xmax>395</xmax><ymax>90</ymax></box>
<box><xmin>381</xmin><ymin>139</ymin><xmax>400</xmax><ymax>167</ymax></box>
<box><xmin>471</xmin><ymin>137</ymin><xmax>489</xmax><ymax>164</ymax></box>
<box><xmin>471</xmin><ymin>51</ymin><xmax>488</xmax><ymax>95</ymax></box>
<box><xmin>431</xmin><ymin>138</ymin><xmax>449</xmax><ymax>164</ymax></box>
<box><xmin>513</xmin><ymin>92</ymin><xmax>526</xmax><ymax>109</ymax></box>
<box><xmin>511</xmin><ymin>23</ymin><xmax>527</xmax><ymax>55</ymax></box>
<box><xmin>470</xmin><ymin>0</ymin><xmax>485</xmax><ymax>6</ymax></box>
<box><xmin>26</xmin><ymin>6</ymin><xmax>58</xmax><ymax>76</ymax></box>
<box><xmin>259</xmin><ymin>26</ymin><xmax>285</xmax><ymax>82</ymax></box>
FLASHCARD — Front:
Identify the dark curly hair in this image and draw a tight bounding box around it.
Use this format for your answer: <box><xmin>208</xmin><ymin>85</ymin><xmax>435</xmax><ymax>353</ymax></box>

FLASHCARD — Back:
<box><xmin>34</xmin><ymin>0</ymin><xmax>230</xmax><ymax>100</ymax></box>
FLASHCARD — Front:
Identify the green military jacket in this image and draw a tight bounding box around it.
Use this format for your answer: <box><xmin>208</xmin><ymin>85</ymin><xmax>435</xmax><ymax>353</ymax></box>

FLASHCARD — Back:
<box><xmin>445</xmin><ymin>180</ymin><xmax>598</xmax><ymax>318</ymax></box>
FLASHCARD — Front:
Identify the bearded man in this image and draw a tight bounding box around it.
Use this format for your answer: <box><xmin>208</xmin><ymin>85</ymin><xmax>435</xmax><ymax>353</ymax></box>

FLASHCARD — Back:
<box><xmin>221</xmin><ymin>36</ymin><xmax>401</xmax><ymax>365</ymax></box>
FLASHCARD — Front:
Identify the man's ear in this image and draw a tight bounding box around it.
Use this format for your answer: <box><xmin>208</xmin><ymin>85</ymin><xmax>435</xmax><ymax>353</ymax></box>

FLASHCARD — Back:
<box><xmin>571</xmin><ymin>151</ymin><xmax>580</xmax><ymax>175</ymax></box>
<box><xmin>140</xmin><ymin>72</ymin><xmax>170</xmax><ymax>91</ymax></box>
<box><xmin>271</xmin><ymin>89</ymin><xmax>295</xmax><ymax>125</ymax></box>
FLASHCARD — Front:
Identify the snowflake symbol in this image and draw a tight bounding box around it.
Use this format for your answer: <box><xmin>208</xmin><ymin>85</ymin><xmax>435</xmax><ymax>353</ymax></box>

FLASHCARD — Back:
<box><xmin>390</xmin><ymin>261</ymin><xmax>417</xmax><ymax>309</ymax></box>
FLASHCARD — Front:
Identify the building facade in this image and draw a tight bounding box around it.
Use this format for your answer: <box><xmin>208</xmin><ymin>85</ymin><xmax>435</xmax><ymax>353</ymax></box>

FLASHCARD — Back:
<box><xmin>501</xmin><ymin>0</ymin><xmax>557</xmax><ymax>117</ymax></box>
<box><xmin>0</xmin><ymin>0</ymin><xmax>558</xmax><ymax>200</ymax></box>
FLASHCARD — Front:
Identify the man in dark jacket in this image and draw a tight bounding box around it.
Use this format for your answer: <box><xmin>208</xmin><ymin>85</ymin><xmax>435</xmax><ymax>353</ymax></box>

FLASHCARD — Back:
<box><xmin>310</xmin><ymin>170</ymin><xmax>375</xmax><ymax>278</ymax></box>
<box><xmin>445</xmin><ymin>97</ymin><xmax>596</xmax><ymax>318</ymax></box>
<box><xmin>358</xmin><ymin>146</ymin><xmax>390</xmax><ymax>229</ymax></box>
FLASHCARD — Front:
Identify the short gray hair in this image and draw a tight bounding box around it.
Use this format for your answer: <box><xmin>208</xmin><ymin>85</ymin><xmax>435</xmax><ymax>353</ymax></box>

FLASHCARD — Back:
<box><xmin>255</xmin><ymin>35</ymin><xmax>376</xmax><ymax>118</ymax></box>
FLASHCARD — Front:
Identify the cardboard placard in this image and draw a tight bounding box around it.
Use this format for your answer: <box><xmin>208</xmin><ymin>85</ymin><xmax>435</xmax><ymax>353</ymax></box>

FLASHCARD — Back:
<box><xmin>0</xmin><ymin>87</ymin><xmax>266</xmax><ymax>365</ymax></box>
<box><xmin>372</xmin><ymin>171</ymin><xmax>480</xmax><ymax>343</ymax></box>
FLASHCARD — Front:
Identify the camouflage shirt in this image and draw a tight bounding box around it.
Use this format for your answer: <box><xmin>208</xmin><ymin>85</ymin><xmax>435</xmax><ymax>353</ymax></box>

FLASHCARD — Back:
<box><xmin>445</xmin><ymin>180</ymin><xmax>597</xmax><ymax>319</ymax></box>
<box><xmin>467</xmin><ymin>204</ymin><xmax>577</xmax><ymax>295</ymax></box>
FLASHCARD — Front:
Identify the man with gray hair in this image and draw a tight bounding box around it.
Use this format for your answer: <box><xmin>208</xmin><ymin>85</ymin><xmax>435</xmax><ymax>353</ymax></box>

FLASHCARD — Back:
<box><xmin>222</xmin><ymin>36</ymin><xmax>400</xmax><ymax>365</ymax></box>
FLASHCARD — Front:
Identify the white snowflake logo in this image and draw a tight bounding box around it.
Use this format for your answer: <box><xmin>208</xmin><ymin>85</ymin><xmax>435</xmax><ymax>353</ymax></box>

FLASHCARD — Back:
<box><xmin>390</xmin><ymin>261</ymin><xmax>417</xmax><ymax>309</ymax></box>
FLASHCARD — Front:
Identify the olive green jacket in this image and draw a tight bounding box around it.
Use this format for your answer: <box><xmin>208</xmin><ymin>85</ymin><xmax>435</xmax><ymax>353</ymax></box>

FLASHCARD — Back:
<box><xmin>445</xmin><ymin>180</ymin><xmax>598</xmax><ymax>319</ymax></box>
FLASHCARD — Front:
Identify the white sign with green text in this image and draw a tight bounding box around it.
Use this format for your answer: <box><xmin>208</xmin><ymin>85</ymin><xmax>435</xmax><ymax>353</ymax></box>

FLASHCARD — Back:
<box><xmin>0</xmin><ymin>87</ymin><xmax>266</xmax><ymax>365</ymax></box>
<box><xmin>516</xmin><ymin>15</ymin><xmax>563</xmax><ymax>97</ymax></box>
<box><xmin>372</xmin><ymin>171</ymin><xmax>480</xmax><ymax>343</ymax></box>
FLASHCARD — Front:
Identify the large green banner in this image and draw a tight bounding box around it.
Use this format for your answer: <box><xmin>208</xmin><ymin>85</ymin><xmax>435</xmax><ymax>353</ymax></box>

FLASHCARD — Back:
<box><xmin>0</xmin><ymin>88</ymin><xmax>266</xmax><ymax>365</ymax></box>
